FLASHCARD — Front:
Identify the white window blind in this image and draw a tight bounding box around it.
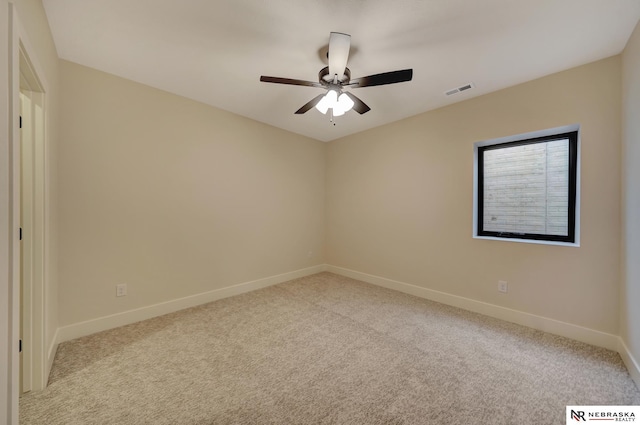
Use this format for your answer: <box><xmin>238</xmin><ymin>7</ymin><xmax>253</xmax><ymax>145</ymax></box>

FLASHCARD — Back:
<box><xmin>482</xmin><ymin>139</ymin><xmax>570</xmax><ymax>236</ymax></box>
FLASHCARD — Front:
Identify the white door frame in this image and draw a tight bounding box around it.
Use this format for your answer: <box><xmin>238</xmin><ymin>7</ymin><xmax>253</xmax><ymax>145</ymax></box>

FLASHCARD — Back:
<box><xmin>10</xmin><ymin>4</ymin><xmax>49</xmax><ymax>395</ymax></box>
<box><xmin>1</xmin><ymin>4</ymin><xmax>49</xmax><ymax>423</ymax></box>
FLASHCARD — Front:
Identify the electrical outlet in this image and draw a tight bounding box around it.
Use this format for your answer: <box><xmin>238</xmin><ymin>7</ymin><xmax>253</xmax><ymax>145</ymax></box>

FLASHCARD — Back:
<box><xmin>307</xmin><ymin>251</ymin><xmax>313</xmax><ymax>258</ymax></box>
<box><xmin>498</xmin><ymin>281</ymin><xmax>508</xmax><ymax>293</ymax></box>
<box><xmin>116</xmin><ymin>284</ymin><xmax>127</xmax><ymax>297</ymax></box>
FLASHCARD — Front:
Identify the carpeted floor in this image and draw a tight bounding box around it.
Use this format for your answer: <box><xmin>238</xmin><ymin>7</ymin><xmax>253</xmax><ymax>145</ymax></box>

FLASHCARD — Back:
<box><xmin>19</xmin><ymin>272</ymin><xmax>640</xmax><ymax>424</ymax></box>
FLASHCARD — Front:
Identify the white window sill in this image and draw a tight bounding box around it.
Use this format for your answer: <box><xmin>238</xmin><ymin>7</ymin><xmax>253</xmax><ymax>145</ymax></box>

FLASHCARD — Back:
<box><xmin>473</xmin><ymin>235</ymin><xmax>580</xmax><ymax>247</ymax></box>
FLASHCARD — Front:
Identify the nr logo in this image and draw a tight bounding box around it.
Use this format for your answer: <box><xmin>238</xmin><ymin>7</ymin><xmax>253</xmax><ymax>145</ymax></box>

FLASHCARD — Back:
<box><xmin>571</xmin><ymin>410</ymin><xmax>586</xmax><ymax>421</ymax></box>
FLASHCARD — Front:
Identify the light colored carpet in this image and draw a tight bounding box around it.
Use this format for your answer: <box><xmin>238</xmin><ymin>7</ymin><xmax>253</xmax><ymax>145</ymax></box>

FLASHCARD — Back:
<box><xmin>20</xmin><ymin>272</ymin><xmax>640</xmax><ymax>424</ymax></box>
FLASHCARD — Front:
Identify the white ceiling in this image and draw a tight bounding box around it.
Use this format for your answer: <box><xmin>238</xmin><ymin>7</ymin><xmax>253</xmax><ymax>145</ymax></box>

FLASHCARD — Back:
<box><xmin>43</xmin><ymin>0</ymin><xmax>640</xmax><ymax>142</ymax></box>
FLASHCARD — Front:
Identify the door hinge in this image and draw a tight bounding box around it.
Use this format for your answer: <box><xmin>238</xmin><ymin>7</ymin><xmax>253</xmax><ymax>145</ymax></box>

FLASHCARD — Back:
<box><xmin>19</xmin><ymin>227</ymin><xmax>22</xmax><ymax>241</ymax></box>
<box><xmin>19</xmin><ymin>116</ymin><xmax>22</xmax><ymax>129</ymax></box>
<box><xmin>19</xmin><ymin>339</ymin><xmax>22</xmax><ymax>353</ymax></box>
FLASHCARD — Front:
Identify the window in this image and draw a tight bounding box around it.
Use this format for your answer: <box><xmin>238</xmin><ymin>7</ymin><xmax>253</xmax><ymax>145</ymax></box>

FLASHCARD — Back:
<box><xmin>474</xmin><ymin>127</ymin><xmax>579</xmax><ymax>245</ymax></box>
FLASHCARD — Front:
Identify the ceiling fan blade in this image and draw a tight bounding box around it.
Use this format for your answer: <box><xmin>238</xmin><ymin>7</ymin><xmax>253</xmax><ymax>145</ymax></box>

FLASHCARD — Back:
<box><xmin>343</xmin><ymin>92</ymin><xmax>371</xmax><ymax>114</ymax></box>
<box><xmin>260</xmin><ymin>76</ymin><xmax>325</xmax><ymax>88</ymax></box>
<box><xmin>328</xmin><ymin>32</ymin><xmax>351</xmax><ymax>82</ymax></box>
<box><xmin>348</xmin><ymin>69</ymin><xmax>413</xmax><ymax>88</ymax></box>
<box><xmin>295</xmin><ymin>93</ymin><xmax>325</xmax><ymax>114</ymax></box>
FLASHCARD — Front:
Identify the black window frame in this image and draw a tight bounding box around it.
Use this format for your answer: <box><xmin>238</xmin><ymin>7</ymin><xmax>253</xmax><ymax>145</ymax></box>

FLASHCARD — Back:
<box><xmin>477</xmin><ymin>131</ymin><xmax>578</xmax><ymax>243</ymax></box>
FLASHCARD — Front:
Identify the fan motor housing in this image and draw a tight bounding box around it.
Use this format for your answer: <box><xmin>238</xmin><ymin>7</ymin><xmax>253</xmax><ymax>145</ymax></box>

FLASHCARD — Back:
<box><xmin>319</xmin><ymin>66</ymin><xmax>351</xmax><ymax>85</ymax></box>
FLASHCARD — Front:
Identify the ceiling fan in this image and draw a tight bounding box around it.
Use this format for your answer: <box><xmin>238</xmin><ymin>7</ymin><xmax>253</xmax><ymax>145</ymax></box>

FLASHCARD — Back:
<box><xmin>260</xmin><ymin>32</ymin><xmax>413</xmax><ymax>120</ymax></box>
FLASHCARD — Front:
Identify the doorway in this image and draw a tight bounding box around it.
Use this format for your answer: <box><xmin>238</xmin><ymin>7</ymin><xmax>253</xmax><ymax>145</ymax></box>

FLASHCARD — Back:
<box><xmin>18</xmin><ymin>43</ymin><xmax>46</xmax><ymax>394</ymax></box>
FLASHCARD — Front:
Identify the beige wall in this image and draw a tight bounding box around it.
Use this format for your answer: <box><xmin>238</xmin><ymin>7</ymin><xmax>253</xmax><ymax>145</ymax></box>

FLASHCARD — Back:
<box><xmin>57</xmin><ymin>60</ymin><xmax>325</xmax><ymax>326</ymax></box>
<box><xmin>12</xmin><ymin>0</ymin><xmax>59</xmax><ymax>376</ymax></box>
<box><xmin>622</xmin><ymin>21</ymin><xmax>640</xmax><ymax>370</ymax></box>
<box><xmin>326</xmin><ymin>56</ymin><xmax>621</xmax><ymax>334</ymax></box>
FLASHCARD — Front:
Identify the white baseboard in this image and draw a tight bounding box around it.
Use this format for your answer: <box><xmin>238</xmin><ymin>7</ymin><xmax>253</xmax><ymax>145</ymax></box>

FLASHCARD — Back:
<box><xmin>52</xmin><ymin>263</ymin><xmax>639</xmax><ymax>389</ymax></box>
<box><xmin>57</xmin><ymin>265</ymin><xmax>326</xmax><ymax>344</ymax></box>
<box><xmin>46</xmin><ymin>328</ymin><xmax>58</xmax><ymax>384</ymax></box>
<box><xmin>326</xmin><ymin>265</ymin><xmax>620</xmax><ymax>351</ymax></box>
<box><xmin>618</xmin><ymin>338</ymin><xmax>640</xmax><ymax>389</ymax></box>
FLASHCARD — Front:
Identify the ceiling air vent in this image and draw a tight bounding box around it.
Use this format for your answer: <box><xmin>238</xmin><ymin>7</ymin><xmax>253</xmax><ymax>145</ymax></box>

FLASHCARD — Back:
<box><xmin>445</xmin><ymin>82</ymin><xmax>475</xmax><ymax>96</ymax></box>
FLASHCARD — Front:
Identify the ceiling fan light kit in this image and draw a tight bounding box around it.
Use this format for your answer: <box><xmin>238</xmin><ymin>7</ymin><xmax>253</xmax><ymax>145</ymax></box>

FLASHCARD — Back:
<box><xmin>260</xmin><ymin>32</ymin><xmax>413</xmax><ymax>123</ymax></box>
<box><xmin>315</xmin><ymin>90</ymin><xmax>354</xmax><ymax>116</ymax></box>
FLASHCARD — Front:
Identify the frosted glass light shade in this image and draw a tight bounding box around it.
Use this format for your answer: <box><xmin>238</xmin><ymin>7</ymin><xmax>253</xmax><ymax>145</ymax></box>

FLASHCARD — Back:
<box><xmin>315</xmin><ymin>95</ymin><xmax>330</xmax><ymax>114</ymax></box>
<box><xmin>332</xmin><ymin>107</ymin><xmax>345</xmax><ymax>117</ymax></box>
<box><xmin>333</xmin><ymin>93</ymin><xmax>354</xmax><ymax>115</ymax></box>
<box><xmin>315</xmin><ymin>90</ymin><xmax>336</xmax><ymax>114</ymax></box>
<box><xmin>315</xmin><ymin>90</ymin><xmax>354</xmax><ymax>116</ymax></box>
